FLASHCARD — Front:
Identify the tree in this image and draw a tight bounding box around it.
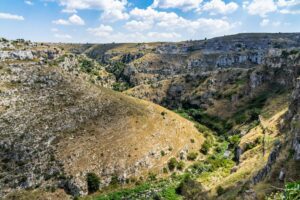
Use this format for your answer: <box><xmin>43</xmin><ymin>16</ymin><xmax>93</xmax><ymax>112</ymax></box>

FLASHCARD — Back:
<box><xmin>187</xmin><ymin>152</ymin><xmax>198</xmax><ymax>161</ymax></box>
<box><xmin>168</xmin><ymin>157</ymin><xmax>178</xmax><ymax>171</ymax></box>
<box><xmin>86</xmin><ymin>173</ymin><xmax>100</xmax><ymax>194</ymax></box>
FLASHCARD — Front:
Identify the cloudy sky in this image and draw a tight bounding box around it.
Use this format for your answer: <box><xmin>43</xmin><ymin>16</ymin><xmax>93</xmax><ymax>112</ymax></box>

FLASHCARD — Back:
<box><xmin>0</xmin><ymin>0</ymin><xmax>299</xmax><ymax>43</ymax></box>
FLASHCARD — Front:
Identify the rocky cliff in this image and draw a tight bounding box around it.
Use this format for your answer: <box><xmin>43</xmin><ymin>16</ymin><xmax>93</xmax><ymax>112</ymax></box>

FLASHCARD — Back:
<box><xmin>84</xmin><ymin>33</ymin><xmax>300</xmax><ymax>87</ymax></box>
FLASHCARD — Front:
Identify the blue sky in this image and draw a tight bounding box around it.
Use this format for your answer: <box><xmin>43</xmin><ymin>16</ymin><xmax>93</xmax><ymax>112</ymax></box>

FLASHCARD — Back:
<box><xmin>0</xmin><ymin>0</ymin><xmax>299</xmax><ymax>43</ymax></box>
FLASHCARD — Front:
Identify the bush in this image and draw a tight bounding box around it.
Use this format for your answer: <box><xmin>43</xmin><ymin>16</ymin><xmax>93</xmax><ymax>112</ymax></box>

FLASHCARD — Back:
<box><xmin>177</xmin><ymin>161</ymin><xmax>185</xmax><ymax>171</ymax></box>
<box><xmin>244</xmin><ymin>142</ymin><xmax>256</xmax><ymax>151</ymax></box>
<box><xmin>80</xmin><ymin>59</ymin><xmax>94</xmax><ymax>73</ymax></box>
<box><xmin>189</xmin><ymin>109</ymin><xmax>232</xmax><ymax>135</ymax></box>
<box><xmin>161</xmin><ymin>150</ymin><xmax>165</xmax><ymax>156</ymax></box>
<box><xmin>284</xmin><ymin>181</ymin><xmax>300</xmax><ymax>199</ymax></box>
<box><xmin>216</xmin><ymin>186</ymin><xmax>226</xmax><ymax>196</ymax></box>
<box><xmin>110</xmin><ymin>175</ymin><xmax>119</xmax><ymax>186</ymax></box>
<box><xmin>228</xmin><ymin>135</ymin><xmax>240</xmax><ymax>148</ymax></box>
<box><xmin>205</xmin><ymin>156</ymin><xmax>235</xmax><ymax>171</ymax></box>
<box><xmin>190</xmin><ymin>162</ymin><xmax>211</xmax><ymax>175</ymax></box>
<box><xmin>200</xmin><ymin>140</ymin><xmax>212</xmax><ymax>155</ymax></box>
<box><xmin>281</xmin><ymin>50</ymin><xmax>289</xmax><ymax>59</ymax></box>
<box><xmin>168</xmin><ymin>158</ymin><xmax>178</xmax><ymax>171</ymax></box>
<box><xmin>176</xmin><ymin>175</ymin><xmax>207</xmax><ymax>199</ymax></box>
<box><xmin>266</xmin><ymin>181</ymin><xmax>300</xmax><ymax>200</ymax></box>
<box><xmin>108</xmin><ymin>62</ymin><xmax>126</xmax><ymax>80</ymax></box>
<box><xmin>187</xmin><ymin>152</ymin><xmax>198</xmax><ymax>161</ymax></box>
<box><xmin>148</xmin><ymin>172</ymin><xmax>157</xmax><ymax>181</ymax></box>
<box><xmin>86</xmin><ymin>173</ymin><xmax>100</xmax><ymax>194</ymax></box>
<box><xmin>163</xmin><ymin>167</ymin><xmax>168</xmax><ymax>173</ymax></box>
<box><xmin>112</xmin><ymin>82</ymin><xmax>130</xmax><ymax>92</ymax></box>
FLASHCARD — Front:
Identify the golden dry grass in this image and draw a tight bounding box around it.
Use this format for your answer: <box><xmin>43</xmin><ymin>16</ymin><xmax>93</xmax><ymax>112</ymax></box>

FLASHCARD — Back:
<box><xmin>51</xmin><ymin>68</ymin><xmax>205</xmax><ymax>189</ymax></box>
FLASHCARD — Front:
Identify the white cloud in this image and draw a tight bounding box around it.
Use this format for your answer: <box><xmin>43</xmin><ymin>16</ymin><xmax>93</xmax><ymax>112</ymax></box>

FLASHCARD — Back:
<box><xmin>130</xmin><ymin>7</ymin><xmax>186</xmax><ymax>24</ymax></box>
<box><xmin>129</xmin><ymin>7</ymin><xmax>235</xmax><ymax>35</ymax></box>
<box><xmin>124</xmin><ymin>20</ymin><xmax>153</xmax><ymax>31</ymax></box>
<box><xmin>25</xmin><ymin>1</ymin><xmax>34</xmax><ymax>5</ymax></box>
<box><xmin>0</xmin><ymin>12</ymin><xmax>24</xmax><ymax>20</ymax></box>
<box><xmin>152</xmin><ymin>0</ymin><xmax>203</xmax><ymax>11</ymax></box>
<box><xmin>52</xmin><ymin>14</ymin><xmax>85</xmax><ymax>25</ymax></box>
<box><xmin>277</xmin><ymin>0</ymin><xmax>300</xmax><ymax>14</ymax></box>
<box><xmin>69</xmin><ymin>14</ymin><xmax>85</xmax><ymax>25</ymax></box>
<box><xmin>202</xmin><ymin>0</ymin><xmax>239</xmax><ymax>15</ymax></box>
<box><xmin>62</xmin><ymin>8</ymin><xmax>77</xmax><ymax>13</ymax></box>
<box><xmin>55</xmin><ymin>0</ymin><xmax>128</xmax><ymax>21</ymax></box>
<box><xmin>52</xmin><ymin>19</ymin><xmax>70</xmax><ymax>25</ymax></box>
<box><xmin>101</xmin><ymin>9</ymin><xmax>129</xmax><ymax>22</ymax></box>
<box><xmin>87</xmin><ymin>16</ymin><xmax>236</xmax><ymax>43</ymax></box>
<box><xmin>54</xmin><ymin>33</ymin><xmax>72</xmax><ymax>39</ymax></box>
<box><xmin>277</xmin><ymin>0</ymin><xmax>300</xmax><ymax>7</ymax></box>
<box><xmin>260</xmin><ymin>19</ymin><xmax>269</xmax><ymax>27</ymax></box>
<box><xmin>86</xmin><ymin>4</ymin><xmax>237</xmax><ymax>43</ymax></box>
<box><xmin>246</xmin><ymin>0</ymin><xmax>277</xmax><ymax>17</ymax></box>
<box><xmin>87</xmin><ymin>24</ymin><xmax>114</xmax><ymax>37</ymax></box>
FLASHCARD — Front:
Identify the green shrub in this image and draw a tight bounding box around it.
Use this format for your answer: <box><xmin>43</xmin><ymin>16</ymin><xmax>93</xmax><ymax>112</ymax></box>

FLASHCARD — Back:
<box><xmin>228</xmin><ymin>135</ymin><xmax>240</xmax><ymax>148</ymax></box>
<box><xmin>205</xmin><ymin>156</ymin><xmax>234</xmax><ymax>171</ymax></box>
<box><xmin>266</xmin><ymin>181</ymin><xmax>300</xmax><ymax>200</ymax></box>
<box><xmin>86</xmin><ymin>172</ymin><xmax>100</xmax><ymax>194</ymax></box>
<box><xmin>177</xmin><ymin>161</ymin><xmax>185</xmax><ymax>171</ymax></box>
<box><xmin>232</xmin><ymin>90</ymin><xmax>278</xmax><ymax>125</ymax></box>
<box><xmin>80</xmin><ymin>59</ymin><xmax>94</xmax><ymax>73</ymax></box>
<box><xmin>179</xmin><ymin>108</ymin><xmax>233</xmax><ymax>136</ymax></box>
<box><xmin>216</xmin><ymin>186</ymin><xmax>226</xmax><ymax>196</ymax></box>
<box><xmin>190</xmin><ymin>162</ymin><xmax>211</xmax><ymax>175</ymax></box>
<box><xmin>284</xmin><ymin>181</ymin><xmax>300</xmax><ymax>199</ymax></box>
<box><xmin>254</xmin><ymin>136</ymin><xmax>263</xmax><ymax>144</ymax></box>
<box><xmin>187</xmin><ymin>152</ymin><xmax>198</xmax><ymax>161</ymax></box>
<box><xmin>244</xmin><ymin>142</ymin><xmax>256</xmax><ymax>151</ymax></box>
<box><xmin>110</xmin><ymin>175</ymin><xmax>119</xmax><ymax>186</ymax></box>
<box><xmin>175</xmin><ymin>175</ymin><xmax>207</xmax><ymax>199</ymax></box>
<box><xmin>107</xmin><ymin>62</ymin><xmax>126</xmax><ymax>80</ymax></box>
<box><xmin>168</xmin><ymin>158</ymin><xmax>178</xmax><ymax>171</ymax></box>
<box><xmin>163</xmin><ymin>167</ymin><xmax>168</xmax><ymax>173</ymax></box>
<box><xmin>281</xmin><ymin>50</ymin><xmax>289</xmax><ymax>59</ymax></box>
<box><xmin>160</xmin><ymin>186</ymin><xmax>181</xmax><ymax>200</ymax></box>
<box><xmin>195</xmin><ymin>124</ymin><xmax>213</xmax><ymax>136</ymax></box>
<box><xmin>200</xmin><ymin>140</ymin><xmax>212</xmax><ymax>155</ymax></box>
<box><xmin>112</xmin><ymin>82</ymin><xmax>130</xmax><ymax>92</ymax></box>
<box><xmin>161</xmin><ymin>150</ymin><xmax>166</xmax><ymax>156</ymax></box>
<box><xmin>148</xmin><ymin>172</ymin><xmax>157</xmax><ymax>181</ymax></box>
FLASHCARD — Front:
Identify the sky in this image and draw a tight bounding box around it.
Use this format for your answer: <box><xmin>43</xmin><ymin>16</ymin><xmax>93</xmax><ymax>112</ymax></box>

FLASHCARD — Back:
<box><xmin>0</xmin><ymin>0</ymin><xmax>300</xmax><ymax>43</ymax></box>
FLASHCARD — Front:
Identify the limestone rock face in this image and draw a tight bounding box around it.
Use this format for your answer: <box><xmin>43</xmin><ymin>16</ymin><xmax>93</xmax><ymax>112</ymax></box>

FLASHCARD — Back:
<box><xmin>0</xmin><ymin>50</ymin><xmax>34</xmax><ymax>61</ymax></box>
<box><xmin>85</xmin><ymin>33</ymin><xmax>300</xmax><ymax>89</ymax></box>
<box><xmin>252</xmin><ymin>143</ymin><xmax>281</xmax><ymax>184</ymax></box>
<box><xmin>289</xmin><ymin>78</ymin><xmax>300</xmax><ymax>161</ymax></box>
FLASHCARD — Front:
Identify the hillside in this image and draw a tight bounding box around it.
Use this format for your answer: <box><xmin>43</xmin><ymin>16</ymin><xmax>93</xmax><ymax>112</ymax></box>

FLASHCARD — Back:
<box><xmin>0</xmin><ymin>38</ymin><xmax>204</xmax><ymax>198</ymax></box>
